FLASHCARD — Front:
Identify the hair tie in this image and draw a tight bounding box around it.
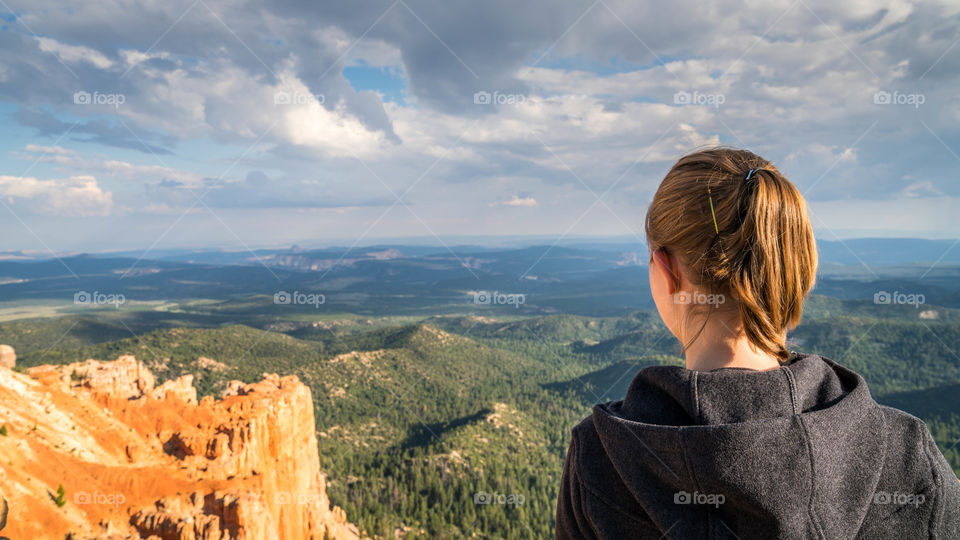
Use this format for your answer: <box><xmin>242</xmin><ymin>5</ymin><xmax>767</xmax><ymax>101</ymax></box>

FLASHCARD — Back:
<box><xmin>745</xmin><ymin>168</ymin><xmax>759</xmax><ymax>181</ymax></box>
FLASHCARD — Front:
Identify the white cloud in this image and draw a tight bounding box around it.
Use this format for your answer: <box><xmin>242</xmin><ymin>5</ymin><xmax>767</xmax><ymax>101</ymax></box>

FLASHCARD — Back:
<box><xmin>0</xmin><ymin>175</ymin><xmax>113</xmax><ymax>216</ymax></box>
<box><xmin>35</xmin><ymin>37</ymin><xmax>113</xmax><ymax>69</ymax></box>
<box><xmin>275</xmin><ymin>74</ymin><xmax>391</xmax><ymax>158</ymax></box>
<box><xmin>16</xmin><ymin>145</ymin><xmax>205</xmax><ymax>188</ymax></box>
<box><xmin>785</xmin><ymin>144</ymin><xmax>858</xmax><ymax>167</ymax></box>
<box><xmin>22</xmin><ymin>144</ymin><xmax>77</xmax><ymax>155</ymax></box>
<box><xmin>497</xmin><ymin>195</ymin><xmax>538</xmax><ymax>207</ymax></box>
<box><xmin>901</xmin><ymin>180</ymin><xmax>944</xmax><ymax>198</ymax></box>
<box><xmin>118</xmin><ymin>48</ymin><xmax>174</xmax><ymax>69</ymax></box>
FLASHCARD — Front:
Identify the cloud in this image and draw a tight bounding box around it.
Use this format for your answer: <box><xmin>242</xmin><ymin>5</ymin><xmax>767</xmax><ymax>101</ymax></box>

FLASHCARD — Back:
<box><xmin>147</xmin><ymin>169</ymin><xmax>395</xmax><ymax>209</ymax></box>
<box><xmin>15</xmin><ymin>144</ymin><xmax>202</xmax><ymax>187</ymax></box>
<box><xmin>22</xmin><ymin>144</ymin><xmax>77</xmax><ymax>155</ymax></box>
<box><xmin>15</xmin><ymin>109</ymin><xmax>175</xmax><ymax>155</ymax></box>
<box><xmin>497</xmin><ymin>195</ymin><xmax>538</xmax><ymax>207</ymax></box>
<box><xmin>0</xmin><ymin>0</ymin><xmax>959</xmax><ymax>247</ymax></box>
<box><xmin>0</xmin><ymin>175</ymin><xmax>113</xmax><ymax>216</ymax></box>
<box><xmin>271</xmin><ymin>72</ymin><xmax>395</xmax><ymax>157</ymax></box>
<box><xmin>35</xmin><ymin>36</ymin><xmax>114</xmax><ymax>69</ymax></box>
<box><xmin>901</xmin><ymin>180</ymin><xmax>945</xmax><ymax>198</ymax></box>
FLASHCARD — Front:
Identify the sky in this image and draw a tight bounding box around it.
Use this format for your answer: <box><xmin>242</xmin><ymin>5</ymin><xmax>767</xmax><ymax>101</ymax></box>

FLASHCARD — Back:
<box><xmin>0</xmin><ymin>0</ymin><xmax>958</xmax><ymax>254</ymax></box>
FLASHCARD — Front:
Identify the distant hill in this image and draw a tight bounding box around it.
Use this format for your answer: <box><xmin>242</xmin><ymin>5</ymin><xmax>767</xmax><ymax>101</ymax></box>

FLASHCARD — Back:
<box><xmin>3</xmin><ymin>240</ymin><xmax>960</xmax><ymax>319</ymax></box>
<box><xmin>4</xmin><ymin>236</ymin><xmax>959</xmax><ymax>267</ymax></box>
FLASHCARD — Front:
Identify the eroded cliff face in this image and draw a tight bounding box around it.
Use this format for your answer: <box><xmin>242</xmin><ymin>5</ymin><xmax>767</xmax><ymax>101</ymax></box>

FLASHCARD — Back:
<box><xmin>0</xmin><ymin>354</ymin><xmax>361</xmax><ymax>540</ymax></box>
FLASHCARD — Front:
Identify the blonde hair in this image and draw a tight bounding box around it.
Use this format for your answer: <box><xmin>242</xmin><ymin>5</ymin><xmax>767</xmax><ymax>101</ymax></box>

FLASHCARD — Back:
<box><xmin>645</xmin><ymin>147</ymin><xmax>818</xmax><ymax>361</ymax></box>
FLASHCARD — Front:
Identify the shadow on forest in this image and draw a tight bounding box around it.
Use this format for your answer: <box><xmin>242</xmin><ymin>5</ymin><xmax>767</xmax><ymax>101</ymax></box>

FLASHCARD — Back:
<box><xmin>399</xmin><ymin>408</ymin><xmax>493</xmax><ymax>449</ymax></box>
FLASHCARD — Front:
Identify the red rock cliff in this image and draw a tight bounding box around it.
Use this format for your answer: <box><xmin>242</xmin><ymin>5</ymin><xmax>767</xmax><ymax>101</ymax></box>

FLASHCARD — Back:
<box><xmin>0</xmin><ymin>355</ymin><xmax>361</xmax><ymax>540</ymax></box>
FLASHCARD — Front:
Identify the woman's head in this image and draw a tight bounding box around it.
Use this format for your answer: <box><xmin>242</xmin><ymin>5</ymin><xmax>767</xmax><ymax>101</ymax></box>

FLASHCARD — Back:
<box><xmin>645</xmin><ymin>147</ymin><xmax>817</xmax><ymax>362</ymax></box>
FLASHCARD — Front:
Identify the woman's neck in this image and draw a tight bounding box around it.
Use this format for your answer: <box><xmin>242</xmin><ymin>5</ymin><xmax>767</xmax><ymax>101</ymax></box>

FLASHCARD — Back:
<box><xmin>683</xmin><ymin>314</ymin><xmax>781</xmax><ymax>372</ymax></box>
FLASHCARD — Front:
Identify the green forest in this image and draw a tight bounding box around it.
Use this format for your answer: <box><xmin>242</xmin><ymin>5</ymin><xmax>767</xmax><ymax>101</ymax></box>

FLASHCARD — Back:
<box><xmin>4</xmin><ymin>302</ymin><xmax>960</xmax><ymax>539</ymax></box>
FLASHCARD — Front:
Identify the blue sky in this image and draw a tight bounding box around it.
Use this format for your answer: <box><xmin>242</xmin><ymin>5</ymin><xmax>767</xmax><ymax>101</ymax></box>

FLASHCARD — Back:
<box><xmin>0</xmin><ymin>0</ymin><xmax>958</xmax><ymax>253</ymax></box>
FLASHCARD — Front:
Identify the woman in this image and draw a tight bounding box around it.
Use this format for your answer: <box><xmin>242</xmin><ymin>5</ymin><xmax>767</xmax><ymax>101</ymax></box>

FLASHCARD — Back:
<box><xmin>555</xmin><ymin>148</ymin><xmax>960</xmax><ymax>539</ymax></box>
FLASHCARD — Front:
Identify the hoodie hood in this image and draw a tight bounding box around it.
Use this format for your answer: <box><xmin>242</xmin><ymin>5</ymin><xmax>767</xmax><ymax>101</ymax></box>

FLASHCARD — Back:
<box><xmin>588</xmin><ymin>353</ymin><xmax>887</xmax><ymax>539</ymax></box>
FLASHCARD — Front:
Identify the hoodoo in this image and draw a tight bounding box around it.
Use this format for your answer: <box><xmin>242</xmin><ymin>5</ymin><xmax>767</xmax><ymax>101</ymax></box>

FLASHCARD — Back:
<box><xmin>0</xmin><ymin>355</ymin><xmax>361</xmax><ymax>539</ymax></box>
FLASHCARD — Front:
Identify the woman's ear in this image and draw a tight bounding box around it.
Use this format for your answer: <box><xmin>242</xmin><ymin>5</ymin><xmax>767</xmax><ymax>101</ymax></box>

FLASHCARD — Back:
<box><xmin>651</xmin><ymin>249</ymin><xmax>681</xmax><ymax>295</ymax></box>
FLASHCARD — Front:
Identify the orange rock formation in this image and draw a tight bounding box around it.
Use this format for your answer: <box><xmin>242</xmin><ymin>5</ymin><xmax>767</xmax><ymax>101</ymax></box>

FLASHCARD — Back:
<box><xmin>0</xmin><ymin>355</ymin><xmax>361</xmax><ymax>540</ymax></box>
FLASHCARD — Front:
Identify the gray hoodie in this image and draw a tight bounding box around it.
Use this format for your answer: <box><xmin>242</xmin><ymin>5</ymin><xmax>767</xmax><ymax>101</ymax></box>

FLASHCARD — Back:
<box><xmin>556</xmin><ymin>353</ymin><xmax>960</xmax><ymax>539</ymax></box>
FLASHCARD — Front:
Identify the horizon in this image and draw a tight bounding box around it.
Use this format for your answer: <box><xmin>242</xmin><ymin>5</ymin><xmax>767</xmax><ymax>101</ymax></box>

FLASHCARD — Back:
<box><xmin>0</xmin><ymin>234</ymin><xmax>959</xmax><ymax>260</ymax></box>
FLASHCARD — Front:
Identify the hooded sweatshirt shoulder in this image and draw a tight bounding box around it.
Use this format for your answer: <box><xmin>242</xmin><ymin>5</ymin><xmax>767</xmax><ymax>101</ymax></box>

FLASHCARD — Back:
<box><xmin>555</xmin><ymin>353</ymin><xmax>960</xmax><ymax>539</ymax></box>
